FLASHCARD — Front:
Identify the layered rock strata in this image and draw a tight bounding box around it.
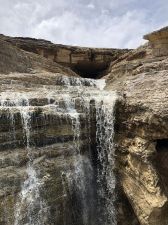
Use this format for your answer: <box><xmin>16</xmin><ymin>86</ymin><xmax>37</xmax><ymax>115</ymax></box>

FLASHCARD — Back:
<box><xmin>0</xmin><ymin>34</ymin><xmax>130</xmax><ymax>78</ymax></box>
<box><xmin>144</xmin><ymin>26</ymin><xmax>168</xmax><ymax>57</ymax></box>
<box><xmin>0</xmin><ymin>38</ymin><xmax>78</xmax><ymax>77</ymax></box>
<box><xmin>0</xmin><ymin>69</ymin><xmax>117</xmax><ymax>225</ymax></box>
<box><xmin>105</xmin><ymin>34</ymin><xmax>168</xmax><ymax>225</ymax></box>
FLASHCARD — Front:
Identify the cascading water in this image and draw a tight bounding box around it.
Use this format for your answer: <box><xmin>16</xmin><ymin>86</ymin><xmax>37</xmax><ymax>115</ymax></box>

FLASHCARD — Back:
<box><xmin>0</xmin><ymin>94</ymin><xmax>48</xmax><ymax>225</ymax></box>
<box><xmin>96</xmin><ymin>93</ymin><xmax>117</xmax><ymax>225</ymax></box>
<box><xmin>57</xmin><ymin>76</ymin><xmax>117</xmax><ymax>225</ymax></box>
<box><xmin>58</xmin><ymin>78</ymin><xmax>95</xmax><ymax>225</ymax></box>
<box><xmin>0</xmin><ymin>75</ymin><xmax>117</xmax><ymax>225</ymax></box>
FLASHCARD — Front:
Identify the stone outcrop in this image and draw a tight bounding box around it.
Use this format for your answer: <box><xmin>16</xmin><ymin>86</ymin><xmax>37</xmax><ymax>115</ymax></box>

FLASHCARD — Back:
<box><xmin>144</xmin><ymin>26</ymin><xmax>168</xmax><ymax>57</ymax></box>
<box><xmin>0</xmin><ymin>37</ymin><xmax>78</xmax><ymax>76</ymax></box>
<box><xmin>104</xmin><ymin>29</ymin><xmax>168</xmax><ymax>224</ymax></box>
<box><xmin>0</xmin><ymin>34</ymin><xmax>130</xmax><ymax>78</ymax></box>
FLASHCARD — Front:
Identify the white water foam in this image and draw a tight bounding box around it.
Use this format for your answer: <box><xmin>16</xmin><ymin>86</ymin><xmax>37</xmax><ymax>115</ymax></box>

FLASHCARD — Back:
<box><xmin>0</xmin><ymin>93</ymin><xmax>48</xmax><ymax>225</ymax></box>
<box><xmin>0</xmin><ymin>76</ymin><xmax>117</xmax><ymax>225</ymax></box>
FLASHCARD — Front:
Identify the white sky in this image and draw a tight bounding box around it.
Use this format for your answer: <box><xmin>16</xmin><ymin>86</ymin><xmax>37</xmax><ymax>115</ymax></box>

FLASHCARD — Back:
<box><xmin>0</xmin><ymin>0</ymin><xmax>167</xmax><ymax>48</ymax></box>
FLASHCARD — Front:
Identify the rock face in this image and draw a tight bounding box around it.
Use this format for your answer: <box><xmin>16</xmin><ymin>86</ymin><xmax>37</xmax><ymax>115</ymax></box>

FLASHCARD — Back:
<box><xmin>144</xmin><ymin>26</ymin><xmax>168</xmax><ymax>57</ymax></box>
<box><xmin>105</xmin><ymin>30</ymin><xmax>168</xmax><ymax>224</ymax></box>
<box><xmin>1</xmin><ymin>26</ymin><xmax>168</xmax><ymax>225</ymax></box>
<box><xmin>0</xmin><ymin>34</ymin><xmax>130</xmax><ymax>78</ymax></box>
<box><xmin>0</xmin><ymin>37</ymin><xmax>78</xmax><ymax>76</ymax></box>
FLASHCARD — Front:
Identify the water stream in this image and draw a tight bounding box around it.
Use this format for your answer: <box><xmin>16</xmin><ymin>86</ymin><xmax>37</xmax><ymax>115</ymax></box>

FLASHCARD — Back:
<box><xmin>96</xmin><ymin>94</ymin><xmax>117</xmax><ymax>225</ymax></box>
<box><xmin>0</xmin><ymin>76</ymin><xmax>117</xmax><ymax>225</ymax></box>
<box><xmin>0</xmin><ymin>94</ymin><xmax>48</xmax><ymax>225</ymax></box>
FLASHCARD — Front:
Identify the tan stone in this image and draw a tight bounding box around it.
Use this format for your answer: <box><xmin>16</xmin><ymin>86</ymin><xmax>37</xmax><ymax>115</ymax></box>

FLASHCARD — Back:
<box><xmin>144</xmin><ymin>26</ymin><xmax>168</xmax><ymax>56</ymax></box>
<box><xmin>56</xmin><ymin>48</ymin><xmax>71</xmax><ymax>63</ymax></box>
<box><xmin>0</xmin><ymin>34</ymin><xmax>129</xmax><ymax>78</ymax></box>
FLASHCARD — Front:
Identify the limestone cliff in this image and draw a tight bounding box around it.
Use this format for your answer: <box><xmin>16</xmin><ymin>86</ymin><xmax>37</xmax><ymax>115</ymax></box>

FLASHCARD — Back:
<box><xmin>105</xmin><ymin>27</ymin><xmax>168</xmax><ymax>225</ymax></box>
<box><xmin>0</xmin><ymin>26</ymin><xmax>168</xmax><ymax>225</ymax></box>
<box><xmin>0</xmin><ymin>34</ymin><xmax>129</xmax><ymax>78</ymax></box>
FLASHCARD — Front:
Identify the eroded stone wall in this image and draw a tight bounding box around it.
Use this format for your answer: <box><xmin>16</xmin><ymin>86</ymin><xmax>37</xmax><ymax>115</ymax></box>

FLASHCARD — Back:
<box><xmin>0</xmin><ymin>34</ymin><xmax>130</xmax><ymax>78</ymax></box>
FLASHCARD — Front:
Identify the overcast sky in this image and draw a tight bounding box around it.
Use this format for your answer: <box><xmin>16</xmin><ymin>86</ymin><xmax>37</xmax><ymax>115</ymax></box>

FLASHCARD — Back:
<box><xmin>0</xmin><ymin>0</ymin><xmax>167</xmax><ymax>48</ymax></box>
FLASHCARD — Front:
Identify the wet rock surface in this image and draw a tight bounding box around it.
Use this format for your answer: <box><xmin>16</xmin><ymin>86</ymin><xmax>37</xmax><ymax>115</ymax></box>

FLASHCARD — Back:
<box><xmin>0</xmin><ymin>70</ymin><xmax>117</xmax><ymax>225</ymax></box>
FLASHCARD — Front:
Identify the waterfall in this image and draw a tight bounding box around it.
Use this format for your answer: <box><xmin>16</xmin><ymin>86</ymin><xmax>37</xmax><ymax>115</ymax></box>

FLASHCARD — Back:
<box><xmin>0</xmin><ymin>93</ymin><xmax>48</xmax><ymax>225</ymax></box>
<box><xmin>58</xmin><ymin>77</ymin><xmax>117</xmax><ymax>225</ymax></box>
<box><xmin>14</xmin><ymin>105</ymin><xmax>48</xmax><ymax>225</ymax></box>
<box><xmin>59</xmin><ymin>77</ymin><xmax>95</xmax><ymax>225</ymax></box>
<box><xmin>0</xmin><ymin>75</ymin><xmax>117</xmax><ymax>225</ymax></box>
<box><xmin>96</xmin><ymin>93</ymin><xmax>117</xmax><ymax>225</ymax></box>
